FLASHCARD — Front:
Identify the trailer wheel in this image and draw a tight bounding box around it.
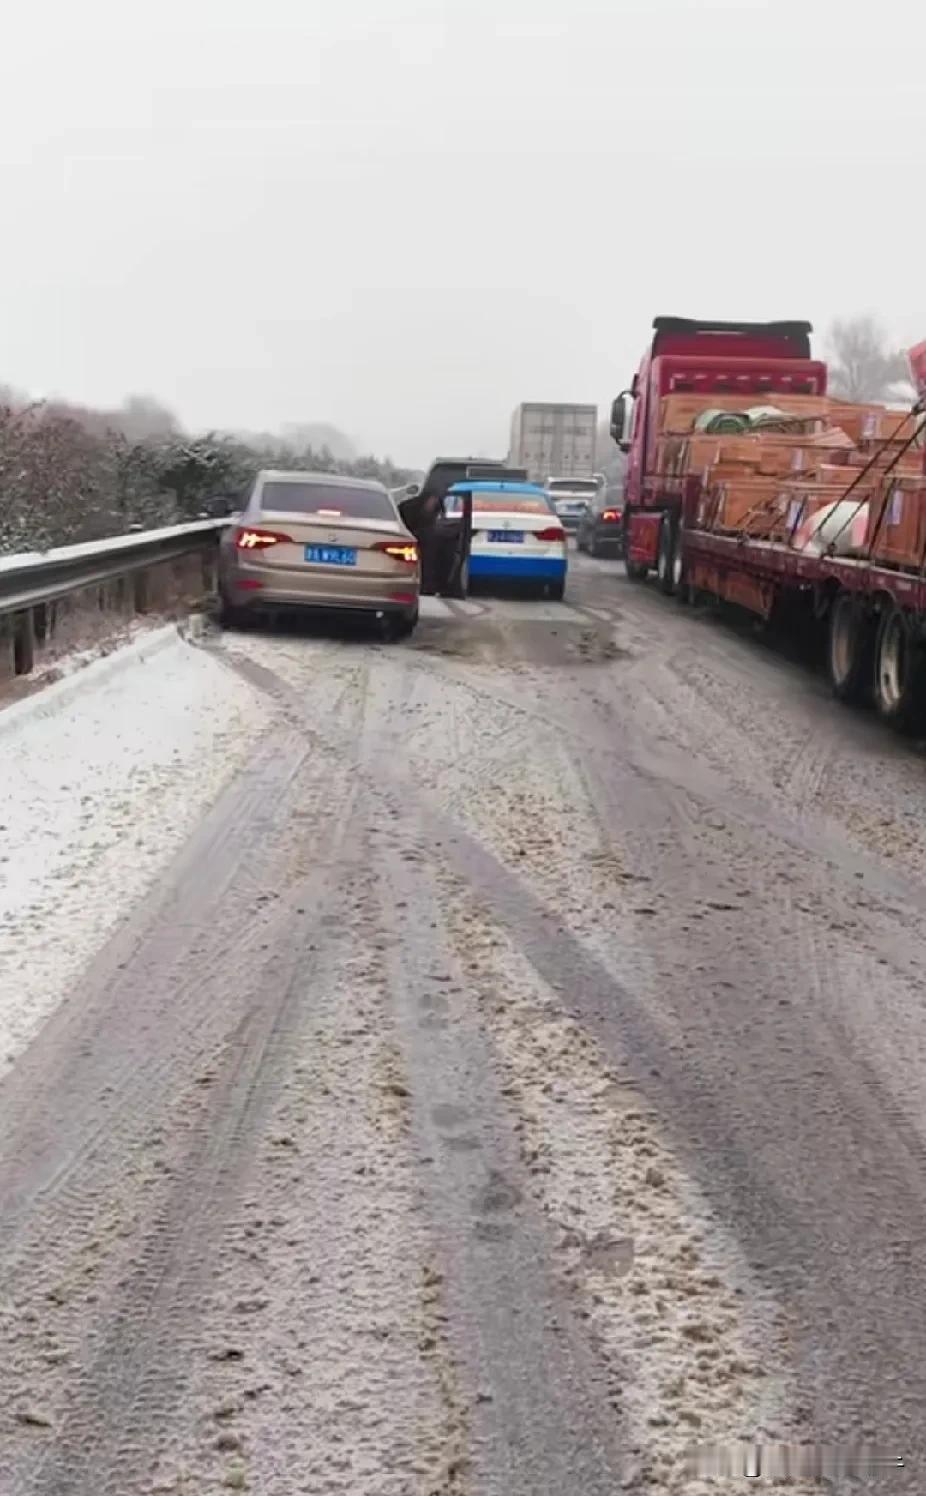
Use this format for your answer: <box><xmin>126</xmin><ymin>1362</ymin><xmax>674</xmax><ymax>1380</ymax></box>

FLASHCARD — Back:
<box><xmin>873</xmin><ymin>604</ymin><xmax>926</xmax><ymax>732</ymax></box>
<box><xmin>827</xmin><ymin>591</ymin><xmax>874</xmax><ymax>705</ymax></box>
<box><xmin>657</xmin><ymin>516</ymin><xmax>684</xmax><ymax>597</ymax></box>
<box><xmin>656</xmin><ymin>519</ymin><xmax>673</xmax><ymax>594</ymax></box>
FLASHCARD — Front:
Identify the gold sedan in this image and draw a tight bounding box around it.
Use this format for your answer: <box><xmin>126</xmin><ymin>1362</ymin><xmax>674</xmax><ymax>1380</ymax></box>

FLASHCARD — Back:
<box><xmin>218</xmin><ymin>471</ymin><xmax>420</xmax><ymax>638</ymax></box>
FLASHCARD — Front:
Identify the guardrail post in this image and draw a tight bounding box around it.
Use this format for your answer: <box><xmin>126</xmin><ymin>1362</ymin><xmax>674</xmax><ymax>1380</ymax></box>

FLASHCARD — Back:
<box><xmin>13</xmin><ymin>609</ymin><xmax>35</xmax><ymax>676</ymax></box>
<box><xmin>0</xmin><ymin>617</ymin><xmax>13</xmax><ymax>683</ymax></box>
<box><xmin>133</xmin><ymin>570</ymin><xmax>150</xmax><ymax>615</ymax></box>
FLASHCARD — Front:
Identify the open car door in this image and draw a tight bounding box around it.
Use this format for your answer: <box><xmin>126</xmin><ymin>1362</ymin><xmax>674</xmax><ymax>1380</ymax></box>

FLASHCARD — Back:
<box><xmin>399</xmin><ymin>458</ymin><xmax>521</xmax><ymax>598</ymax></box>
<box><xmin>398</xmin><ymin>488</ymin><xmax>472</xmax><ymax>598</ymax></box>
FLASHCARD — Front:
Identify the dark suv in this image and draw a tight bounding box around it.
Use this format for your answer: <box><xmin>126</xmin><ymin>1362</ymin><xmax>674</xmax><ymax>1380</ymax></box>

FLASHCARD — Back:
<box><xmin>576</xmin><ymin>494</ymin><xmax>624</xmax><ymax>557</ymax></box>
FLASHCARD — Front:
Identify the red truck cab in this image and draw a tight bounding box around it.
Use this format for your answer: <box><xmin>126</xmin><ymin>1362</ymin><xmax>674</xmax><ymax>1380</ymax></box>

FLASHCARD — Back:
<box><xmin>610</xmin><ymin>318</ymin><xmax>827</xmax><ymax>579</ymax></box>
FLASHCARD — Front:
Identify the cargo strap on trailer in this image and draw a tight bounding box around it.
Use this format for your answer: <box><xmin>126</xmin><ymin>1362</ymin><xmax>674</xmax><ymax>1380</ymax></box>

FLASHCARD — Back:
<box><xmin>822</xmin><ymin>400</ymin><xmax>926</xmax><ymax>560</ymax></box>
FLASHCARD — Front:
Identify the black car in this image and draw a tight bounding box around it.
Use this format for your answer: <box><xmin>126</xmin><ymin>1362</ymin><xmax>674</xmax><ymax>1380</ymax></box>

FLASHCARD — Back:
<box><xmin>576</xmin><ymin>495</ymin><xmax>624</xmax><ymax>557</ymax></box>
<box><xmin>551</xmin><ymin>497</ymin><xmax>591</xmax><ymax>533</ymax></box>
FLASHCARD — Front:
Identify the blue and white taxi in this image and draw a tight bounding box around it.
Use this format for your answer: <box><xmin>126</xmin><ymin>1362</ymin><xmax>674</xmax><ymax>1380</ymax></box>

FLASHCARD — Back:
<box><xmin>444</xmin><ymin>481</ymin><xmax>568</xmax><ymax>599</ymax></box>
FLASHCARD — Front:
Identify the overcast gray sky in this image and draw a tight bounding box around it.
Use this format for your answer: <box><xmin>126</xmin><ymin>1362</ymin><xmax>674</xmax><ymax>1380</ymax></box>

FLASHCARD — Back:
<box><xmin>1</xmin><ymin>0</ymin><xmax>922</xmax><ymax>466</ymax></box>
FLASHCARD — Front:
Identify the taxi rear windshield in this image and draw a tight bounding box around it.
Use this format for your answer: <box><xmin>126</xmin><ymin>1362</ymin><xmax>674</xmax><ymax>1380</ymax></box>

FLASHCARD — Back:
<box><xmin>446</xmin><ymin>490</ymin><xmax>553</xmax><ymax>515</ymax></box>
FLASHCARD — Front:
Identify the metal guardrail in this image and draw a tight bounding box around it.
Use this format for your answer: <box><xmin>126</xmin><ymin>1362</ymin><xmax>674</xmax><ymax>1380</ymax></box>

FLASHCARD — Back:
<box><xmin>0</xmin><ymin>518</ymin><xmax>229</xmax><ymax>616</ymax></box>
<box><xmin>0</xmin><ymin>519</ymin><xmax>230</xmax><ymax>679</ymax></box>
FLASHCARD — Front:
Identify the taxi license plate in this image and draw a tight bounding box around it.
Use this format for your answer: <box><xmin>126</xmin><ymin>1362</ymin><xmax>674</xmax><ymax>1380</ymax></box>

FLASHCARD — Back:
<box><xmin>487</xmin><ymin>530</ymin><xmax>524</xmax><ymax>543</ymax></box>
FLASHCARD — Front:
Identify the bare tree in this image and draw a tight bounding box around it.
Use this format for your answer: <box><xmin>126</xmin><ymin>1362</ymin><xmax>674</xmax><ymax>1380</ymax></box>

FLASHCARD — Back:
<box><xmin>0</xmin><ymin>385</ymin><xmax>415</xmax><ymax>554</ymax></box>
<box><xmin>827</xmin><ymin>317</ymin><xmax>913</xmax><ymax>403</ymax></box>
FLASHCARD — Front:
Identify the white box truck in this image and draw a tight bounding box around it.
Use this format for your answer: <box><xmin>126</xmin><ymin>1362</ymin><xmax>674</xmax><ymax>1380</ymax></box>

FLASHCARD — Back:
<box><xmin>508</xmin><ymin>402</ymin><xmax>598</xmax><ymax>485</ymax></box>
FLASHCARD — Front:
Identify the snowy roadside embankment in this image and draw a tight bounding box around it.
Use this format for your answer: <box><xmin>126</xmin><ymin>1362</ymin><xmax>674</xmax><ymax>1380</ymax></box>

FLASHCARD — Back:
<box><xmin>0</xmin><ymin>626</ymin><xmax>265</xmax><ymax>1070</ymax></box>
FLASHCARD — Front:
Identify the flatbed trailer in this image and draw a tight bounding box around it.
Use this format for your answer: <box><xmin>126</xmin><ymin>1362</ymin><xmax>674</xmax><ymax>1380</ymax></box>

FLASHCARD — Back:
<box><xmin>613</xmin><ymin>317</ymin><xmax>926</xmax><ymax>732</ymax></box>
<box><xmin>666</xmin><ymin>524</ymin><xmax>926</xmax><ymax>730</ymax></box>
<box><xmin>683</xmin><ymin>529</ymin><xmax>926</xmax><ymax>612</ymax></box>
